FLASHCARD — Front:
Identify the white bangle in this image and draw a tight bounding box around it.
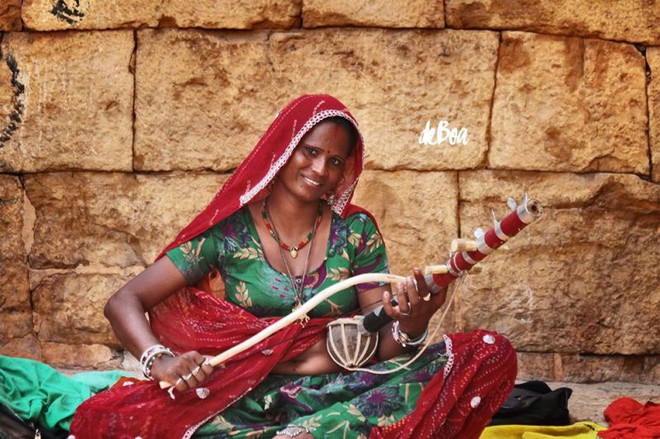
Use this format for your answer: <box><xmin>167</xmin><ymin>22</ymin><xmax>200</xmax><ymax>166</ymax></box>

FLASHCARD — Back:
<box><xmin>391</xmin><ymin>321</ymin><xmax>428</xmax><ymax>347</ymax></box>
<box><xmin>139</xmin><ymin>344</ymin><xmax>174</xmax><ymax>380</ymax></box>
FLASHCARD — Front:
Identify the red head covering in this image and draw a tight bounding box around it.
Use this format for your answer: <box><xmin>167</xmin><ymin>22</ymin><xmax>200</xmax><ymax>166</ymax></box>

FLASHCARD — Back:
<box><xmin>158</xmin><ymin>94</ymin><xmax>365</xmax><ymax>259</ymax></box>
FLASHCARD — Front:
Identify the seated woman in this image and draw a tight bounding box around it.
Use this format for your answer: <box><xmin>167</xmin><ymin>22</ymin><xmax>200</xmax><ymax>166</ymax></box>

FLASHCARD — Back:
<box><xmin>68</xmin><ymin>94</ymin><xmax>517</xmax><ymax>439</ymax></box>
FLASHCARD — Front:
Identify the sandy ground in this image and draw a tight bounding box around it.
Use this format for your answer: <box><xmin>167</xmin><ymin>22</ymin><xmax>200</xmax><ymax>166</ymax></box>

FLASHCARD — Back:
<box><xmin>550</xmin><ymin>381</ymin><xmax>659</xmax><ymax>426</ymax></box>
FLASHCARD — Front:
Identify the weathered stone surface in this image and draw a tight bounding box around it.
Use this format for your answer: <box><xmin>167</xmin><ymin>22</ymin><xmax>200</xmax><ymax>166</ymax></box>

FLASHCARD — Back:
<box><xmin>0</xmin><ymin>0</ymin><xmax>22</xmax><ymax>30</ymax></box>
<box><xmin>0</xmin><ymin>334</ymin><xmax>42</xmax><ymax>361</ymax></box>
<box><xmin>135</xmin><ymin>28</ymin><xmax>498</xmax><ymax>171</ymax></box>
<box><xmin>135</xmin><ymin>30</ymin><xmax>274</xmax><ymax>172</ymax></box>
<box><xmin>303</xmin><ymin>0</ymin><xmax>443</xmax><ymax>28</ymax></box>
<box><xmin>650</xmin><ymin>47</ymin><xmax>660</xmax><ymax>183</ymax></box>
<box><xmin>0</xmin><ymin>176</ymin><xmax>26</xmax><ymax>276</ymax></box>
<box><xmin>516</xmin><ymin>352</ymin><xmax>557</xmax><ymax>382</ymax></box>
<box><xmin>0</xmin><ymin>176</ymin><xmax>31</xmax><ymax>348</ymax></box>
<box><xmin>456</xmin><ymin>171</ymin><xmax>659</xmax><ymax>355</ymax></box>
<box><xmin>517</xmin><ymin>352</ymin><xmax>660</xmax><ymax>385</ymax></box>
<box><xmin>26</xmin><ymin>172</ymin><xmax>227</xmax><ymax>269</ymax></box>
<box><xmin>0</xmin><ymin>312</ymin><xmax>34</xmax><ymax>345</ymax></box>
<box><xmin>491</xmin><ymin>33</ymin><xmax>648</xmax><ymax>174</ymax></box>
<box><xmin>22</xmin><ymin>0</ymin><xmax>301</xmax><ymax>31</ymax></box>
<box><xmin>446</xmin><ymin>0</ymin><xmax>660</xmax><ymax>45</ymax></box>
<box><xmin>555</xmin><ymin>354</ymin><xmax>660</xmax><ymax>384</ymax></box>
<box><xmin>41</xmin><ymin>342</ymin><xmax>120</xmax><ymax>368</ymax></box>
<box><xmin>32</xmin><ymin>272</ymin><xmax>130</xmax><ymax>346</ymax></box>
<box><xmin>0</xmin><ymin>31</ymin><xmax>133</xmax><ymax>172</ymax></box>
<box><xmin>351</xmin><ymin>170</ymin><xmax>458</xmax><ymax>275</ymax></box>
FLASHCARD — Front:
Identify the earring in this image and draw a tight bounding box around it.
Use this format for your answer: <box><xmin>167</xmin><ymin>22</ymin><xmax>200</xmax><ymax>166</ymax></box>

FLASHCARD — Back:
<box><xmin>327</xmin><ymin>193</ymin><xmax>336</xmax><ymax>206</ymax></box>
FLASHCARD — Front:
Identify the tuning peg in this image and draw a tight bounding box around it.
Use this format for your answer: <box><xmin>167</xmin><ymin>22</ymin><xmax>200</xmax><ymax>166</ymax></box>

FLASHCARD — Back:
<box><xmin>425</xmin><ymin>264</ymin><xmax>448</xmax><ymax>275</ymax></box>
<box><xmin>507</xmin><ymin>197</ymin><xmax>517</xmax><ymax>211</ymax></box>
<box><xmin>451</xmin><ymin>239</ymin><xmax>479</xmax><ymax>253</ymax></box>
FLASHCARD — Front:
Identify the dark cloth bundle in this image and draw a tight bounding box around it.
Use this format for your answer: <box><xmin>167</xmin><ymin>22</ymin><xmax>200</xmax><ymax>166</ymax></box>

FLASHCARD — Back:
<box><xmin>491</xmin><ymin>380</ymin><xmax>573</xmax><ymax>426</ymax></box>
<box><xmin>0</xmin><ymin>403</ymin><xmax>67</xmax><ymax>439</ymax></box>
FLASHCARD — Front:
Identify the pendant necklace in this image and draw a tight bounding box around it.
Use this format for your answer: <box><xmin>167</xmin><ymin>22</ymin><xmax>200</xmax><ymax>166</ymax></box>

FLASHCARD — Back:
<box><xmin>261</xmin><ymin>198</ymin><xmax>322</xmax><ymax>259</ymax></box>
<box><xmin>262</xmin><ymin>197</ymin><xmax>322</xmax><ymax>313</ymax></box>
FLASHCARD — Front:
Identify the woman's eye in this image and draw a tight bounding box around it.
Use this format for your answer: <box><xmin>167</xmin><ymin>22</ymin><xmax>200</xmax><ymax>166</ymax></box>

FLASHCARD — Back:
<box><xmin>330</xmin><ymin>158</ymin><xmax>344</xmax><ymax>167</ymax></box>
<box><xmin>305</xmin><ymin>147</ymin><xmax>317</xmax><ymax>156</ymax></box>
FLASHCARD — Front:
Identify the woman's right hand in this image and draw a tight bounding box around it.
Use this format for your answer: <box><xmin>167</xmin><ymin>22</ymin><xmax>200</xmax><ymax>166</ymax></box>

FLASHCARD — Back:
<box><xmin>150</xmin><ymin>351</ymin><xmax>214</xmax><ymax>393</ymax></box>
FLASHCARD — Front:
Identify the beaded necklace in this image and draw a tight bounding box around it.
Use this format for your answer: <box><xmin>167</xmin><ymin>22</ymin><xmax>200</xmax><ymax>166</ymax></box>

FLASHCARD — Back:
<box><xmin>262</xmin><ymin>197</ymin><xmax>322</xmax><ymax>312</ymax></box>
<box><xmin>261</xmin><ymin>198</ymin><xmax>323</xmax><ymax>258</ymax></box>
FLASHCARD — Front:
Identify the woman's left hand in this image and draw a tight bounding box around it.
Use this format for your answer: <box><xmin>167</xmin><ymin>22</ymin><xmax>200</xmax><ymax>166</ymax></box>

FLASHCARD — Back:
<box><xmin>382</xmin><ymin>267</ymin><xmax>447</xmax><ymax>338</ymax></box>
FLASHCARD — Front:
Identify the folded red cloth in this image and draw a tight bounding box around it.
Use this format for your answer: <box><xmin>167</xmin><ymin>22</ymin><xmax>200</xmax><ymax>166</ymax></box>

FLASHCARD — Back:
<box><xmin>598</xmin><ymin>397</ymin><xmax>660</xmax><ymax>438</ymax></box>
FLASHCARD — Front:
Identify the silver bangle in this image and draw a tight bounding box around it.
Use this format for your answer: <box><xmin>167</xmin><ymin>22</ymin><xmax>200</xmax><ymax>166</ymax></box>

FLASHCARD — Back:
<box><xmin>391</xmin><ymin>321</ymin><xmax>428</xmax><ymax>347</ymax></box>
<box><xmin>139</xmin><ymin>344</ymin><xmax>174</xmax><ymax>380</ymax></box>
<box><xmin>276</xmin><ymin>424</ymin><xmax>310</xmax><ymax>437</ymax></box>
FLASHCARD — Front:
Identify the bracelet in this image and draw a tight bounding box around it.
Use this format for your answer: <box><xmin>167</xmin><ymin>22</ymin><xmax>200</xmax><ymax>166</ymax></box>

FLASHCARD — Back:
<box><xmin>275</xmin><ymin>425</ymin><xmax>311</xmax><ymax>437</ymax></box>
<box><xmin>139</xmin><ymin>344</ymin><xmax>174</xmax><ymax>380</ymax></box>
<box><xmin>391</xmin><ymin>321</ymin><xmax>428</xmax><ymax>347</ymax></box>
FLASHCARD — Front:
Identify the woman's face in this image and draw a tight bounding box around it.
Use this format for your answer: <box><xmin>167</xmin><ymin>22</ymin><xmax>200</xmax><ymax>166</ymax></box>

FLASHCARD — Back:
<box><xmin>275</xmin><ymin>120</ymin><xmax>353</xmax><ymax>205</ymax></box>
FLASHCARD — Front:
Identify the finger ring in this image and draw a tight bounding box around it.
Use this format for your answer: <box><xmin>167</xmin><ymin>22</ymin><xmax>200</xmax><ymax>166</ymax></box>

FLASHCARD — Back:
<box><xmin>196</xmin><ymin>387</ymin><xmax>210</xmax><ymax>399</ymax></box>
<box><xmin>183</xmin><ymin>373</ymin><xmax>193</xmax><ymax>381</ymax></box>
<box><xmin>400</xmin><ymin>310</ymin><xmax>411</xmax><ymax>317</ymax></box>
<box><xmin>422</xmin><ymin>293</ymin><xmax>432</xmax><ymax>302</ymax></box>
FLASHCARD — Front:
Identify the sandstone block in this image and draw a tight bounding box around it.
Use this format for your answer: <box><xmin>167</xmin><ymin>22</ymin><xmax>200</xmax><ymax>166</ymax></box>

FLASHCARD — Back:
<box><xmin>135</xmin><ymin>28</ymin><xmax>498</xmax><ymax>172</ymax></box>
<box><xmin>32</xmin><ymin>272</ymin><xmax>132</xmax><ymax>346</ymax></box>
<box><xmin>303</xmin><ymin>0</ymin><xmax>443</xmax><ymax>28</ymax></box>
<box><xmin>0</xmin><ymin>334</ymin><xmax>42</xmax><ymax>361</ymax></box>
<box><xmin>41</xmin><ymin>342</ymin><xmax>120</xmax><ymax>368</ymax></box>
<box><xmin>22</xmin><ymin>0</ymin><xmax>301</xmax><ymax>31</ymax></box>
<box><xmin>0</xmin><ymin>0</ymin><xmax>22</xmax><ymax>30</ymax></box>
<box><xmin>134</xmin><ymin>29</ymin><xmax>275</xmax><ymax>172</ymax></box>
<box><xmin>26</xmin><ymin>172</ymin><xmax>228</xmax><ymax>269</ymax></box>
<box><xmin>649</xmin><ymin>47</ymin><xmax>660</xmax><ymax>183</ymax></box>
<box><xmin>456</xmin><ymin>171</ymin><xmax>660</xmax><ymax>355</ymax></box>
<box><xmin>491</xmin><ymin>33</ymin><xmax>648</xmax><ymax>174</ymax></box>
<box><xmin>351</xmin><ymin>170</ymin><xmax>458</xmax><ymax>275</ymax></box>
<box><xmin>517</xmin><ymin>352</ymin><xmax>659</xmax><ymax>385</ymax></box>
<box><xmin>516</xmin><ymin>352</ymin><xmax>557</xmax><ymax>382</ymax></box>
<box><xmin>0</xmin><ymin>312</ymin><xmax>34</xmax><ymax>345</ymax></box>
<box><xmin>0</xmin><ymin>176</ymin><xmax>32</xmax><ymax>350</ymax></box>
<box><xmin>555</xmin><ymin>354</ymin><xmax>660</xmax><ymax>384</ymax></box>
<box><xmin>0</xmin><ymin>175</ymin><xmax>25</xmax><ymax>262</ymax></box>
<box><xmin>446</xmin><ymin>0</ymin><xmax>660</xmax><ymax>45</ymax></box>
<box><xmin>0</xmin><ymin>31</ymin><xmax>133</xmax><ymax>172</ymax></box>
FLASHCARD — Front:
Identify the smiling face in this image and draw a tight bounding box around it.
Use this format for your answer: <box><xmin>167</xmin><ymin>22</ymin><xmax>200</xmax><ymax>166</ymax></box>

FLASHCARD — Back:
<box><xmin>274</xmin><ymin>119</ymin><xmax>354</xmax><ymax>206</ymax></box>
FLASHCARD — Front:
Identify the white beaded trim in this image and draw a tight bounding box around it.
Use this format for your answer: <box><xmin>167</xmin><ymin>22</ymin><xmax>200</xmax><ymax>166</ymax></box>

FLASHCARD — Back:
<box><xmin>442</xmin><ymin>334</ymin><xmax>454</xmax><ymax>380</ymax></box>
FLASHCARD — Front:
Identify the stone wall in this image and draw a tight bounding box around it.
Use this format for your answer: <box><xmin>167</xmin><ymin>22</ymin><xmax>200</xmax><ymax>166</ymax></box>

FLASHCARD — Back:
<box><xmin>0</xmin><ymin>1</ymin><xmax>658</xmax><ymax>383</ymax></box>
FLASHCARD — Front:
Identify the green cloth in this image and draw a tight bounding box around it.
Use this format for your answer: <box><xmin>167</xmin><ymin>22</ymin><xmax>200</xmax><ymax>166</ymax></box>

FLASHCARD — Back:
<box><xmin>479</xmin><ymin>421</ymin><xmax>606</xmax><ymax>439</ymax></box>
<box><xmin>0</xmin><ymin>355</ymin><xmax>131</xmax><ymax>430</ymax></box>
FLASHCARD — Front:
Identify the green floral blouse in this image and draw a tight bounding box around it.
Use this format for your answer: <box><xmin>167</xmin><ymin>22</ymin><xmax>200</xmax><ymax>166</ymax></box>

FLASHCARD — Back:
<box><xmin>166</xmin><ymin>207</ymin><xmax>389</xmax><ymax>318</ymax></box>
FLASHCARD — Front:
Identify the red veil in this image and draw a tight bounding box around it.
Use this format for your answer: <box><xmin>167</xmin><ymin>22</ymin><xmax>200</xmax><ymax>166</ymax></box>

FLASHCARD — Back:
<box><xmin>69</xmin><ymin>95</ymin><xmax>516</xmax><ymax>438</ymax></box>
